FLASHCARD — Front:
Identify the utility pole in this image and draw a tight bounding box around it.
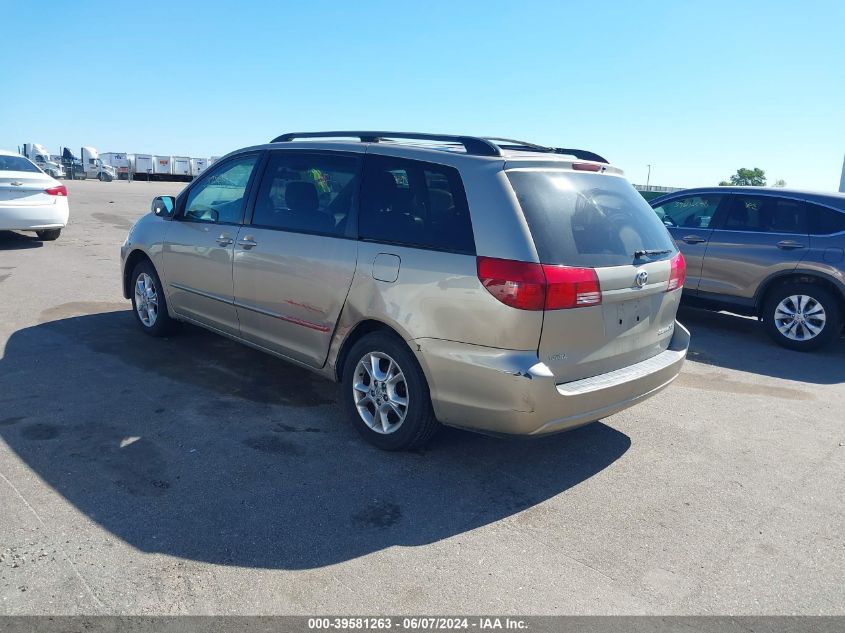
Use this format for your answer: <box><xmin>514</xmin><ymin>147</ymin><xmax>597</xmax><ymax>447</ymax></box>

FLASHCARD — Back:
<box><xmin>646</xmin><ymin>164</ymin><xmax>652</xmax><ymax>190</ymax></box>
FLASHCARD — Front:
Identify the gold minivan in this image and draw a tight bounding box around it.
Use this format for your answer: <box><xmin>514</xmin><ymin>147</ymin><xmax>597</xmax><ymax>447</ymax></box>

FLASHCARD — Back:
<box><xmin>121</xmin><ymin>132</ymin><xmax>689</xmax><ymax>449</ymax></box>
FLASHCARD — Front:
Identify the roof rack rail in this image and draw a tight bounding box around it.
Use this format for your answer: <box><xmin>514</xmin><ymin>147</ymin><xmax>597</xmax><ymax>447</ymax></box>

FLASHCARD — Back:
<box><xmin>270</xmin><ymin>131</ymin><xmax>501</xmax><ymax>157</ymax></box>
<box><xmin>481</xmin><ymin>137</ymin><xmax>609</xmax><ymax>164</ymax></box>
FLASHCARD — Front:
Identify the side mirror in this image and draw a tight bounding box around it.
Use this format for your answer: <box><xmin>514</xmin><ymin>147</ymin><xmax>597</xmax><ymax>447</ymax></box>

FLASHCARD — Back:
<box><xmin>151</xmin><ymin>196</ymin><xmax>175</xmax><ymax>219</ymax></box>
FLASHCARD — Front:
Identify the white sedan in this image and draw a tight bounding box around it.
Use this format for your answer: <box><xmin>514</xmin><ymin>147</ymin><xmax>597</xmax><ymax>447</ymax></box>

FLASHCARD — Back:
<box><xmin>0</xmin><ymin>149</ymin><xmax>69</xmax><ymax>241</ymax></box>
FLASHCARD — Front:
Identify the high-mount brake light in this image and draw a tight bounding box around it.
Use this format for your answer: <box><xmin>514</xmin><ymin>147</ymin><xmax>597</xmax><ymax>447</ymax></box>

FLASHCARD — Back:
<box><xmin>477</xmin><ymin>257</ymin><xmax>602</xmax><ymax>311</ymax></box>
<box><xmin>572</xmin><ymin>162</ymin><xmax>602</xmax><ymax>172</ymax></box>
<box><xmin>667</xmin><ymin>251</ymin><xmax>686</xmax><ymax>292</ymax></box>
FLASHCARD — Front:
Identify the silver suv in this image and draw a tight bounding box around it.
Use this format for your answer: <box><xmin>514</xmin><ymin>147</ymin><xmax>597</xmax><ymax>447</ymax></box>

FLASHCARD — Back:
<box><xmin>650</xmin><ymin>187</ymin><xmax>845</xmax><ymax>351</ymax></box>
<box><xmin>121</xmin><ymin>132</ymin><xmax>689</xmax><ymax>449</ymax></box>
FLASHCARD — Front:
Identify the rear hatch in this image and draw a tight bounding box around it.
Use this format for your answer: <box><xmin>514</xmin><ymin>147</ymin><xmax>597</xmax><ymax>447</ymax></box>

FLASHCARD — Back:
<box><xmin>506</xmin><ymin>167</ymin><xmax>683</xmax><ymax>383</ymax></box>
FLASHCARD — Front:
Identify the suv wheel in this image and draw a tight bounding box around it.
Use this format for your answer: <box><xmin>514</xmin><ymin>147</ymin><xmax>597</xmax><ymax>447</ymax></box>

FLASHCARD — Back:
<box><xmin>763</xmin><ymin>284</ymin><xmax>841</xmax><ymax>351</ymax></box>
<box><xmin>131</xmin><ymin>260</ymin><xmax>173</xmax><ymax>336</ymax></box>
<box><xmin>342</xmin><ymin>332</ymin><xmax>439</xmax><ymax>450</ymax></box>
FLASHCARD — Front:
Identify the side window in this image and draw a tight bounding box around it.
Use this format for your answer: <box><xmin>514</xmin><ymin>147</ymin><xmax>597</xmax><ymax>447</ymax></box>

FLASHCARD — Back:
<box><xmin>653</xmin><ymin>195</ymin><xmax>721</xmax><ymax>228</ymax></box>
<box><xmin>723</xmin><ymin>196</ymin><xmax>807</xmax><ymax>234</ymax></box>
<box><xmin>184</xmin><ymin>154</ymin><xmax>258</xmax><ymax>224</ymax></box>
<box><xmin>809</xmin><ymin>203</ymin><xmax>845</xmax><ymax>235</ymax></box>
<box><xmin>251</xmin><ymin>152</ymin><xmax>359</xmax><ymax>236</ymax></box>
<box><xmin>359</xmin><ymin>155</ymin><xmax>475</xmax><ymax>254</ymax></box>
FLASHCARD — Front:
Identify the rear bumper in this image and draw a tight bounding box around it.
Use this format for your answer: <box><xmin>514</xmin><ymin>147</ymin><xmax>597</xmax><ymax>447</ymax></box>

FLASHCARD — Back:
<box><xmin>0</xmin><ymin>201</ymin><xmax>69</xmax><ymax>231</ymax></box>
<box><xmin>414</xmin><ymin>322</ymin><xmax>689</xmax><ymax>436</ymax></box>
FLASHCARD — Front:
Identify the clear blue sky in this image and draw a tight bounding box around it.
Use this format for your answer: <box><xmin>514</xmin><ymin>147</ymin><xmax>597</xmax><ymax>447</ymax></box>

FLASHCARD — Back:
<box><xmin>2</xmin><ymin>1</ymin><xmax>843</xmax><ymax>190</ymax></box>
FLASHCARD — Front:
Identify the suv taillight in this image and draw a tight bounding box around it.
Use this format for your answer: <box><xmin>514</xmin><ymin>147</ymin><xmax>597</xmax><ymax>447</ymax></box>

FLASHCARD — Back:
<box><xmin>45</xmin><ymin>185</ymin><xmax>67</xmax><ymax>197</ymax></box>
<box><xmin>477</xmin><ymin>257</ymin><xmax>601</xmax><ymax>311</ymax></box>
<box><xmin>667</xmin><ymin>251</ymin><xmax>686</xmax><ymax>292</ymax></box>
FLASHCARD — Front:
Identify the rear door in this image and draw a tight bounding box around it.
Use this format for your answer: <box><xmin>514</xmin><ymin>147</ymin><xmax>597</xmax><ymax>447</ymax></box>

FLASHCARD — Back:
<box><xmin>652</xmin><ymin>193</ymin><xmax>725</xmax><ymax>293</ymax></box>
<box><xmin>698</xmin><ymin>194</ymin><xmax>809</xmax><ymax>300</ymax></box>
<box><xmin>506</xmin><ymin>169</ymin><xmax>682</xmax><ymax>383</ymax></box>
<box><xmin>232</xmin><ymin>150</ymin><xmax>360</xmax><ymax>367</ymax></box>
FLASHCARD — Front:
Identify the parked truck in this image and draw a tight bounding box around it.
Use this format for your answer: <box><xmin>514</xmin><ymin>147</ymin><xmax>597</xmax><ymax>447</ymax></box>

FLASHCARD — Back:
<box><xmin>100</xmin><ymin>152</ymin><xmax>131</xmax><ymax>180</ymax></box>
<box><xmin>80</xmin><ymin>147</ymin><xmax>116</xmax><ymax>181</ymax></box>
<box><xmin>60</xmin><ymin>148</ymin><xmax>87</xmax><ymax>179</ymax></box>
<box><xmin>20</xmin><ymin>143</ymin><xmax>65</xmax><ymax>178</ymax></box>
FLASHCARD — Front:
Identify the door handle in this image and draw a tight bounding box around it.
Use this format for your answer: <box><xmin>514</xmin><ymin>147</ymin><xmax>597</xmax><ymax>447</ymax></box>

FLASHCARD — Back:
<box><xmin>776</xmin><ymin>240</ymin><xmax>805</xmax><ymax>250</ymax></box>
<box><xmin>681</xmin><ymin>235</ymin><xmax>707</xmax><ymax>244</ymax></box>
<box><xmin>238</xmin><ymin>237</ymin><xmax>258</xmax><ymax>249</ymax></box>
<box><xmin>216</xmin><ymin>235</ymin><xmax>233</xmax><ymax>246</ymax></box>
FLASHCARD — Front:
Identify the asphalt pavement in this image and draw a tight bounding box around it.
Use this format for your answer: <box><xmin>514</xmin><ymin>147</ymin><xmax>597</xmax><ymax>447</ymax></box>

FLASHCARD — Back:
<box><xmin>0</xmin><ymin>179</ymin><xmax>843</xmax><ymax>614</ymax></box>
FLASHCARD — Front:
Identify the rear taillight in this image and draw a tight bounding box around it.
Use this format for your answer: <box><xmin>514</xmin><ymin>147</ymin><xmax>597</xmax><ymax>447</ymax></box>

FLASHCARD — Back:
<box><xmin>477</xmin><ymin>257</ymin><xmax>601</xmax><ymax>311</ymax></box>
<box><xmin>544</xmin><ymin>265</ymin><xmax>602</xmax><ymax>309</ymax></box>
<box><xmin>667</xmin><ymin>251</ymin><xmax>686</xmax><ymax>292</ymax></box>
<box><xmin>45</xmin><ymin>185</ymin><xmax>67</xmax><ymax>197</ymax></box>
<box><xmin>476</xmin><ymin>257</ymin><xmax>546</xmax><ymax>310</ymax></box>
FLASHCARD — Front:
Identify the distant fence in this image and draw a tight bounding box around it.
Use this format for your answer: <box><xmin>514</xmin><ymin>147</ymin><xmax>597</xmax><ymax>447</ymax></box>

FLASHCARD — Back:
<box><xmin>633</xmin><ymin>184</ymin><xmax>685</xmax><ymax>202</ymax></box>
<box><xmin>632</xmin><ymin>184</ymin><xmax>685</xmax><ymax>193</ymax></box>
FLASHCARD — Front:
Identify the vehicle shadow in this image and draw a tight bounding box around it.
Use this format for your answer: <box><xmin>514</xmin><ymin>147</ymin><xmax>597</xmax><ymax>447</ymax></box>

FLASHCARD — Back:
<box><xmin>679</xmin><ymin>305</ymin><xmax>845</xmax><ymax>384</ymax></box>
<box><xmin>0</xmin><ymin>308</ymin><xmax>630</xmax><ymax>570</ymax></box>
<box><xmin>0</xmin><ymin>231</ymin><xmax>43</xmax><ymax>250</ymax></box>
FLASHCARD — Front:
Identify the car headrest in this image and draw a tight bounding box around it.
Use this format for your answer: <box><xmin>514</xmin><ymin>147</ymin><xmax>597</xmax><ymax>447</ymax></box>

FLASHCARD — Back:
<box><xmin>285</xmin><ymin>181</ymin><xmax>319</xmax><ymax>213</ymax></box>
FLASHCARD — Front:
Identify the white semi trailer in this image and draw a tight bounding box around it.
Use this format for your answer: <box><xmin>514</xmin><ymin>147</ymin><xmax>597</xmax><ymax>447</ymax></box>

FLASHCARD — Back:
<box><xmin>101</xmin><ymin>152</ymin><xmax>131</xmax><ymax>180</ymax></box>
<box><xmin>190</xmin><ymin>157</ymin><xmax>208</xmax><ymax>179</ymax></box>
<box><xmin>153</xmin><ymin>155</ymin><xmax>172</xmax><ymax>179</ymax></box>
<box><xmin>128</xmin><ymin>154</ymin><xmax>154</xmax><ymax>180</ymax></box>
<box><xmin>172</xmin><ymin>156</ymin><xmax>191</xmax><ymax>179</ymax></box>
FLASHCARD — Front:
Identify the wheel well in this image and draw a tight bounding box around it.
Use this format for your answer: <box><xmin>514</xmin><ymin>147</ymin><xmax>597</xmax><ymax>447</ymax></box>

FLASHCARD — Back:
<box><xmin>123</xmin><ymin>250</ymin><xmax>153</xmax><ymax>298</ymax></box>
<box><xmin>758</xmin><ymin>273</ymin><xmax>845</xmax><ymax>317</ymax></box>
<box><xmin>334</xmin><ymin>320</ymin><xmax>405</xmax><ymax>382</ymax></box>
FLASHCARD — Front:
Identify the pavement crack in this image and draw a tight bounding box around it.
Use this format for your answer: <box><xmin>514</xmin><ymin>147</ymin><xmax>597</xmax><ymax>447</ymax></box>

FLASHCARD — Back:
<box><xmin>0</xmin><ymin>468</ymin><xmax>106</xmax><ymax>610</ymax></box>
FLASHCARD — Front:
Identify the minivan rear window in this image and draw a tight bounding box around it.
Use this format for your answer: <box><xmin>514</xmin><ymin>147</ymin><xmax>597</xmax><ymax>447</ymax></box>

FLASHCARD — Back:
<box><xmin>506</xmin><ymin>171</ymin><xmax>676</xmax><ymax>267</ymax></box>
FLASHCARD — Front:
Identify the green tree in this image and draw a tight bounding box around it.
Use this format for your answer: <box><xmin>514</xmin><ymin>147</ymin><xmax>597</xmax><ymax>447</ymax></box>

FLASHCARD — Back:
<box><xmin>773</xmin><ymin>178</ymin><xmax>786</xmax><ymax>187</ymax></box>
<box><xmin>718</xmin><ymin>167</ymin><xmax>767</xmax><ymax>186</ymax></box>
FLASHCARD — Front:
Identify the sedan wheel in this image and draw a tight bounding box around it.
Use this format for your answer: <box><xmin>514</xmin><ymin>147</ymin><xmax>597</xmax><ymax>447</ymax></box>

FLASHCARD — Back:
<box><xmin>130</xmin><ymin>261</ymin><xmax>173</xmax><ymax>336</ymax></box>
<box><xmin>134</xmin><ymin>272</ymin><xmax>159</xmax><ymax>327</ymax></box>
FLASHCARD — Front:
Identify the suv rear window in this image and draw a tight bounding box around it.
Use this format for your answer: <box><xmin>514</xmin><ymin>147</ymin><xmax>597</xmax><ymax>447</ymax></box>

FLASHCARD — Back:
<box><xmin>506</xmin><ymin>171</ymin><xmax>676</xmax><ymax>267</ymax></box>
<box><xmin>359</xmin><ymin>155</ymin><xmax>475</xmax><ymax>254</ymax></box>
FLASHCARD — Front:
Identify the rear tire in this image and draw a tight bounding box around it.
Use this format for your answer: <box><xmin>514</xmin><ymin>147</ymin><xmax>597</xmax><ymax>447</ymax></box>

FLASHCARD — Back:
<box><xmin>763</xmin><ymin>283</ymin><xmax>841</xmax><ymax>351</ymax></box>
<box><xmin>341</xmin><ymin>332</ymin><xmax>439</xmax><ymax>450</ymax></box>
<box><xmin>36</xmin><ymin>229</ymin><xmax>61</xmax><ymax>241</ymax></box>
<box><xmin>130</xmin><ymin>260</ymin><xmax>173</xmax><ymax>337</ymax></box>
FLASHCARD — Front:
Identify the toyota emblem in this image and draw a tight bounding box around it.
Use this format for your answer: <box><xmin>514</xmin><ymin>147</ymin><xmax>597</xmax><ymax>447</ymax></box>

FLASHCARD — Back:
<box><xmin>635</xmin><ymin>270</ymin><xmax>649</xmax><ymax>288</ymax></box>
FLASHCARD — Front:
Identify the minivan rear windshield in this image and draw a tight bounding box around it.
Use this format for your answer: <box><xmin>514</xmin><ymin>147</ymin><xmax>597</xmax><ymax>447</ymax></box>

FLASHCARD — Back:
<box><xmin>506</xmin><ymin>170</ymin><xmax>676</xmax><ymax>267</ymax></box>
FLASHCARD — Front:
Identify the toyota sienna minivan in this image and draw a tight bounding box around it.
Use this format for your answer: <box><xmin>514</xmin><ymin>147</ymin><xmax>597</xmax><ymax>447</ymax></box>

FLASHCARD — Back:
<box><xmin>121</xmin><ymin>132</ymin><xmax>689</xmax><ymax>450</ymax></box>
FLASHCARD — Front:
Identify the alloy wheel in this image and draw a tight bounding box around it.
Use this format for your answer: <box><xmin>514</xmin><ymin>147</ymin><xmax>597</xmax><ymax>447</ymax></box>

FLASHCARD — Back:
<box><xmin>134</xmin><ymin>272</ymin><xmax>159</xmax><ymax>327</ymax></box>
<box><xmin>352</xmin><ymin>352</ymin><xmax>409</xmax><ymax>434</ymax></box>
<box><xmin>774</xmin><ymin>294</ymin><xmax>826</xmax><ymax>341</ymax></box>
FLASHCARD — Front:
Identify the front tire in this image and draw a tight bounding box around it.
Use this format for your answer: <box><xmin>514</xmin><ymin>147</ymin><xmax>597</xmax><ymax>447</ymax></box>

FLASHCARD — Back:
<box><xmin>36</xmin><ymin>229</ymin><xmax>61</xmax><ymax>241</ymax></box>
<box><xmin>130</xmin><ymin>260</ymin><xmax>173</xmax><ymax>337</ymax></box>
<box><xmin>763</xmin><ymin>283</ymin><xmax>841</xmax><ymax>351</ymax></box>
<box><xmin>341</xmin><ymin>332</ymin><xmax>439</xmax><ymax>450</ymax></box>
